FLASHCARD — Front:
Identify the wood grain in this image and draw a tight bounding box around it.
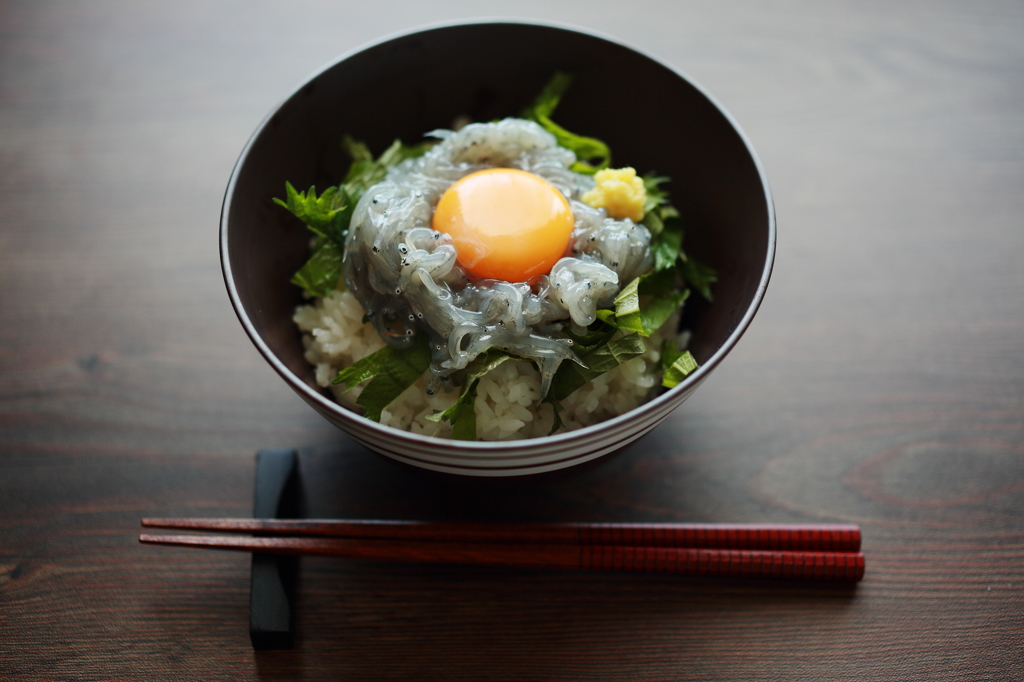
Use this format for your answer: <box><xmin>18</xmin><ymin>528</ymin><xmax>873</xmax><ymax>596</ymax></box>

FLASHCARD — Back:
<box><xmin>1</xmin><ymin>1</ymin><xmax>1023</xmax><ymax>680</ymax></box>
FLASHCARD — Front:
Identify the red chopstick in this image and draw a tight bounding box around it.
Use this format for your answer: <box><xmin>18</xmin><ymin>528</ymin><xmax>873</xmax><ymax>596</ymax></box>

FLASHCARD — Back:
<box><xmin>138</xmin><ymin>533</ymin><xmax>865</xmax><ymax>582</ymax></box>
<box><xmin>141</xmin><ymin>518</ymin><xmax>861</xmax><ymax>552</ymax></box>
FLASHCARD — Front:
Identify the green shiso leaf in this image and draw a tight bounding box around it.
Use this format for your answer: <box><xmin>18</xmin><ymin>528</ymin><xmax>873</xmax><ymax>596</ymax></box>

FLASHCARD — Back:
<box><xmin>290</xmin><ymin>237</ymin><xmax>345</xmax><ymax>298</ymax></box>
<box><xmin>341</xmin><ymin>136</ymin><xmax>434</xmax><ymax>195</ymax></box>
<box><xmin>522</xmin><ymin>72</ymin><xmax>611</xmax><ymax>174</ymax></box>
<box><xmin>425</xmin><ymin>350</ymin><xmax>521</xmax><ymax>440</ymax></box>
<box><xmin>331</xmin><ymin>344</ymin><xmax>397</xmax><ymax>393</ymax></box>
<box><xmin>546</xmin><ymin>399</ymin><xmax>565</xmax><ymax>436</ymax></box>
<box><xmin>641</xmin><ymin>174</ymin><xmax>692</xmax><ymax>279</ymax></box>
<box><xmin>598</xmin><ymin>269</ymin><xmax>689</xmax><ymax>337</ymax></box>
<box><xmin>352</xmin><ymin>334</ymin><xmax>433</xmax><ymax>422</ymax></box>
<box><xmin>614</xmin><ymin>276</ymin><xmax>642</xmax><ymax>316</ymax></box>
<box><xmin>523</xmin><ymin>71</ymin><xmax>571</xmax><ymax>119</ymax></box>
<box><xmin>609</xmin><ymin>276</ymin><xmax>645</xmax><ymax>335</ymax></box>
<box><xmin>565</xmin><ymin>321</ymin><xmax>618</xmax><ymax>352</ymax></box>
<box><xmin>636</xmin><ymin>266</ymin><xmax>687</xmax><ymax>335</ymax></box>
<box><xmin>660</xmin><ymin>339</ymin><xmax>698</xmax><ymax>388</ymax></box>
<box><xmin>547</xmin><ymin>334</ymin><xmax>647</xmax><ymax>403</ymax></box>
<box><xmin>642</xmin><ymin>289</ymin><xmax>689</xmax><ymax>335</ymax></box>
<box><xmin>642</xmin><ymin>174</ymin><xmax>671</xmax><ymax>214</ymax></box>
<box><xmin>641</xmin><ymin>174</ymin><xmax>674</xmax><ymax>236</ymax></box>
<box><xmin>272</xmin><ymin>182</ymin><xmax>349</xmax><ymax>245</ymax></box>
<box><xmin>638</xmin><ymin>266</ymin><xmax>677</xmax><ymax>297</ymax></box>
<box><xmin>636</xmin><ymin>172</ymin><xmax>718</xmax><ymax>302</ymax></box>
<box><xmin>651</xmin><ymin>217</ymin><xmax>683</xmax><ymax>272</ymax></box>
<box><xmin>276</xmin><ymin>137</ymin><xmax>433</xmax><ymax>296</ymax></box>
<box><xmin>447</xmin><ymin>386</ymin><xmax>479</xmax><ymax>441</ymax></box>
<box><xmin>425</xmin><ymin>382</ymin><xmax>480</xmax><ymax>441</ymax></box>
<box><xmin>680</xmin><ymin>254</ymin><xmax>717</xmax><ymax>302</ymax></box>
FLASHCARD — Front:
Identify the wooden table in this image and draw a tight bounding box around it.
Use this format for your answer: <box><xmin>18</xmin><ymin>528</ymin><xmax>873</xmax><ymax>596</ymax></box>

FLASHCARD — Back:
<box><xmin>2</xmin><ymin>2</ymin><xmax>1022</xmax><ymax>679</ymax></box>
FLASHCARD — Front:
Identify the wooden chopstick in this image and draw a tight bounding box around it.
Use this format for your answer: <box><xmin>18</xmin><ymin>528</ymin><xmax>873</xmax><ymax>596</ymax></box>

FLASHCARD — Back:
<box><xmin>141</xmin><ymin>518</ymin><xmax>861</xmax><ymax>552</ymax></box>
<box><xmin>139</xmin><ymin>533</ymin><xmax>865</xmax><ymax>582</ymax></box>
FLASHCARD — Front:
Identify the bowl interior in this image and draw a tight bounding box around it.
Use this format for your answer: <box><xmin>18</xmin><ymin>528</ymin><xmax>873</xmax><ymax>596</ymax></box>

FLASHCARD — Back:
<box><xmin>224</xmin><ymin>21</ymin><xmax>773</xmax><ymax>431</ymax></box>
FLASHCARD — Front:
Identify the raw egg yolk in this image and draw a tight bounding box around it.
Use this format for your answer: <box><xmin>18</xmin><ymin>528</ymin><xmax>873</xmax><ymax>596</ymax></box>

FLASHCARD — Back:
<box><xmin>432</xmin><ymin>168</ymin><xmax>574</xmax><ymax>282</ymax></box>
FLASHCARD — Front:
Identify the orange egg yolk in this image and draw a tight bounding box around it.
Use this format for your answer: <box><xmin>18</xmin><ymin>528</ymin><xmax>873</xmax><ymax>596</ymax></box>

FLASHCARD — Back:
<box><xmin>431</xmin><ymin>168</ymin><xmax>574</xmax><ymax>282</ymax></box>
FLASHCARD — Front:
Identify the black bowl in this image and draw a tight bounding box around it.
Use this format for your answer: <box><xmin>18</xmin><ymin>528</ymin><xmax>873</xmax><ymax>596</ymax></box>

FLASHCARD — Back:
<box><xmin>221</xmin><ymin>20</ymin><xmax>775</xmax><ymax>476</ymax></box>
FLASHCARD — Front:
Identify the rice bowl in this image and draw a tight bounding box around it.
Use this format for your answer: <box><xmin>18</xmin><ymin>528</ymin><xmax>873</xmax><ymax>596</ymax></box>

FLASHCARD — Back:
<box><xmin>219</xmin><ymin>20</ymin><xmax>775</xmax><ymax>475</ymax></box>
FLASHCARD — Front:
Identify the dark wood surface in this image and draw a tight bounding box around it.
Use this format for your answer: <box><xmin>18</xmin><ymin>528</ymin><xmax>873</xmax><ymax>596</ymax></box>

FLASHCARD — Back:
<box><xmin>2</xmin><ymin>1</ymin><xmax>1022</xmax><ymax>679</ymax></box>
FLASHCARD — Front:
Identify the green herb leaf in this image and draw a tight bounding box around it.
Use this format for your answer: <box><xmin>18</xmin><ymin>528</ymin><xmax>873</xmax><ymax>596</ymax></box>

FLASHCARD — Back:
<box><xmin>425</xmin><ymin>350</ymin><xmax>520</xmax><ymax>440</ymax></box>
<box><xmin>522</xmin><ymin>72</ymin><xmax>610</xmax><ymax>174</ymax></box>
<box><xmin>272</xmin><ymin>182</ymin><xmax>349</xmax><ymax>245</ymax></box>
<box><xmin>523</xmin><ymin>71</ymin><xmax>573</xmax><ymax>120</ymax></box>
<box><xmin>640</xmin><ymin>174</ymin><xmax>680</xmax><ymax>237</ymax></box>
<box><xmin>680</xmin><ymin>254</ymin><xmax>717</xmax><ymax>302</ymax></box>
<box><xmin>425</xmin><ymin>383</ymin><xmax>480</xmax><ymax>440</ymax></box>
<box><xmin>642</xmin><ymin>210</ymin><xmax>664</xmax><ymax>237</ymax></box>
<box><xmin>609</xmin><ymin>276</ymin><xmax>645</xmax><ymax>335</ymax></box>
<box><xmin>464</xmin><ymin>349</ymin><xmax>519</xmax><ymax>384</ymax></box>
<box><xmin>546</xmin><ymin>399</ymin><xmax>565</xmax><ymax>436</ymax></box>
<box><xmin>351</xmin><ymin>334</ymin><xmax>432</xmax><ymax>422</ymax></box>
<box><xmin>549</xmin><ymin>121</ymin><xmax>612</xmax><ymax>174</ymax></box>
<box><xmin>279</xmin><ymin>136</ymin><xmax>433</xmax><ymax>295</ymax></box>
<box><xmin>547</xmin><ymin>334</ymin><xmax>647</xmax><ymax>402</ymax></box>
<box><xmin>637</xmin><ymin>268</ymin><xmax>688</xmax><ymax>334</ymax></box>
<box><xmin>599</xmin><ymin>270</ymin><xmax>688</xmax><ymax>337</ymax></box>
<box><xmin>290</xmin><ymin>237</ymin><xmax>345</xmax><ymax>298</ymax></box>
<box><xmin>651</xmin><ymin>217</ymin><xmax>684</xmax><ymax>271</ymax></box>
<box><xmin>642</xmin><ymin>289</ymin><xmax>689</xmax><ymax>335</ymax></box>
<box><xmin>642</xmin><ymin>174</ymin><xmax>670</xmax><ymax>215</ymax></box>
<box><xmin>565</xmin><ymin>321</ymin><xmax>618</xmax><ymax>352</ymax></box>
<box><xmin>379</xmin><ymin>137</ymin><xmax>435</xmax><ymax>168</ymax></box>
<box><xmin>638</xmin><ymin>266</ymin><xmax>677</xmax><ymax>297</ymax></box>
<box><xmin>448</xmin><ymin>385</ymin><xmax>479</xmax><ymax>440</ymax></box>
<box><xmin>332</xmin><ymin>344</ymin><xmax>396</xmax><ymax>392</ymax></box>
<box><xmin>660</xmin><ymin>339</ymin><xmax>698</xmax><ymax>388</ymax></box>
<box><xmin>340</xmin><ymin>136</ymin><xmax>433</xmax><ymax>195</ymax></box>
<box><xmin>614</xmin><ymin>277</ymin><xmax>642</xmax><ymax>316</ymax></box>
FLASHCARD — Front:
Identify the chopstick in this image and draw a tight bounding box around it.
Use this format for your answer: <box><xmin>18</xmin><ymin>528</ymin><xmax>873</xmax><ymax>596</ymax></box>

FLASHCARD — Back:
<box><xmin>139</xmin><ymin>533</ymin><xmax>865</xmax><ymax>582</ymax></box>
<box><xmin>141</xmin><ymin>518</ymin><xmax>861</xmax><ymax>552</ymax></box>
<box><xmin>139</xmin><ymin>519</ymin><xmax>864</xmax><ymax>582</ymax></box>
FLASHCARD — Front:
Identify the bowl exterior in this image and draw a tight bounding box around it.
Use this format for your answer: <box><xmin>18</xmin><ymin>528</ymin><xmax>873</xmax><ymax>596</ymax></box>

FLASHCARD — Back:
<box><xmin>221</xmin><ymin>20</ymin><xmax>775</xmax><ymax>476</ymax></box>
<box><xmin>290</xmin><ymin>375</ymin><xmax>707</xmax><ymax>476</ymax></box>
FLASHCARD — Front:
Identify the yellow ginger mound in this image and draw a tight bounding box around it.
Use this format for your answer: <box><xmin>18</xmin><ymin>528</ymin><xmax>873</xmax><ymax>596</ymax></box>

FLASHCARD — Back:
<box><xmin>581</xmin><ymin>167</ymin><xmax>646</xmax><ymax>222</ymax></box>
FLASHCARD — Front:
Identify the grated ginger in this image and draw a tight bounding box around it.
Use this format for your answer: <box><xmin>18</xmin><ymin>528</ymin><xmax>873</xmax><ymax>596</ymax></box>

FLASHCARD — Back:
<box><xmin>581</xmin><ymin>167</ymin><xmax>646</xmax><ymax>222</ymax></box>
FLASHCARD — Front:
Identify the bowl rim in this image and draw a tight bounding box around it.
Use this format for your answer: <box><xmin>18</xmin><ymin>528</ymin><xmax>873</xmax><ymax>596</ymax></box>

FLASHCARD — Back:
<box><xmin>220</xmin><ymin>17</ymin><xmax>777</xmax><ymax>452</ymax></box>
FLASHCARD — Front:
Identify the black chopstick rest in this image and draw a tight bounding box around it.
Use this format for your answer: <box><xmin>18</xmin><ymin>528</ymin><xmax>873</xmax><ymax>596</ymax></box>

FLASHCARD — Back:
<box><xmin>249</xmin><ymin>449</ymin><xmax>300</xmax><ymax>650</ymax></box>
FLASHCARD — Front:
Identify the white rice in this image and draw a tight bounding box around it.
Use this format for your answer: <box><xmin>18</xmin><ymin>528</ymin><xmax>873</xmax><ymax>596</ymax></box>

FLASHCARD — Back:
<box><xmin>295</xmin><ymin>290</ymin><xmax>673</xmax><ymax>441</ymax></box>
